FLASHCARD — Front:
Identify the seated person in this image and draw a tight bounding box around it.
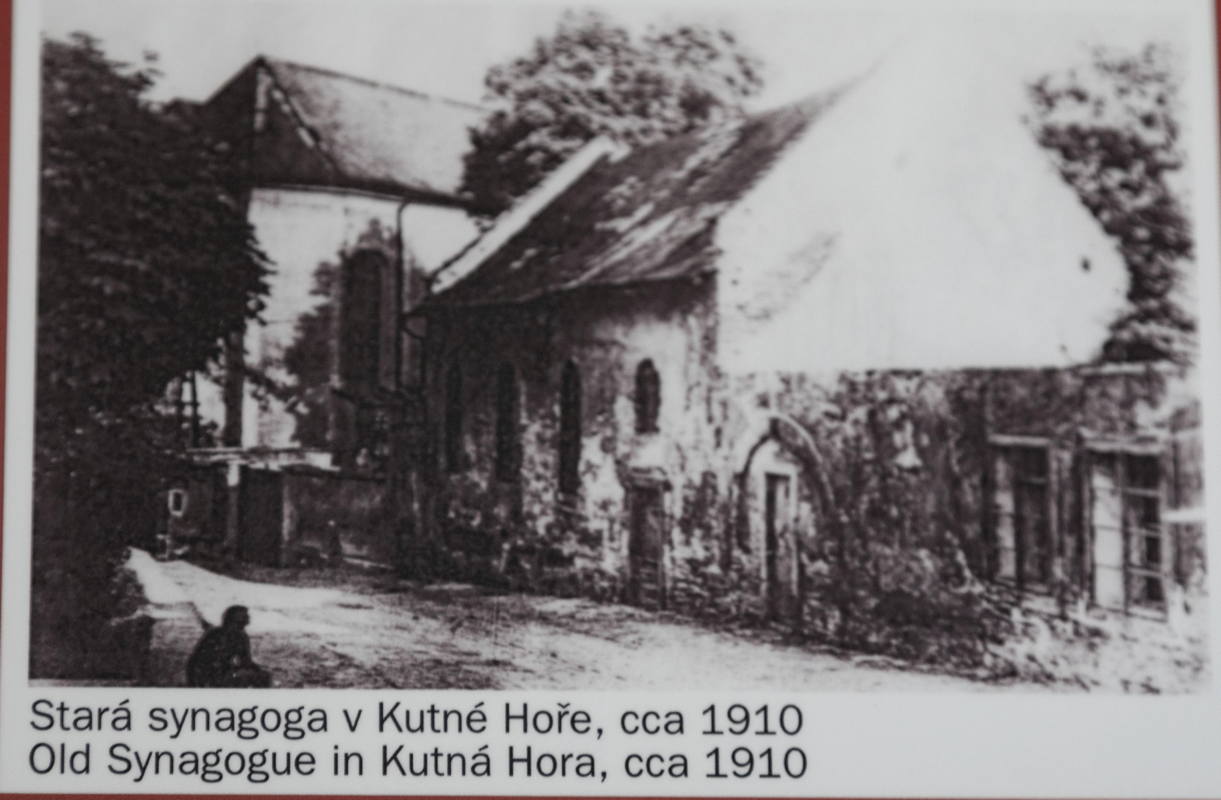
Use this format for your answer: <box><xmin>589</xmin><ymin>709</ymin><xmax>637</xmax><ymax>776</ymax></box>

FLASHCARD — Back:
<box><xmin>185</xmin><ymin>605</ymin><xmax>271</xmax><ymax>688</ymax></box>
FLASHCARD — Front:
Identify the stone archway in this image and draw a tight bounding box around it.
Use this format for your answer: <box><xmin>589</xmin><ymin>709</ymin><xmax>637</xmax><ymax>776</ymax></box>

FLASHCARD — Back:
<box><xmin>731</xmin><ymin>411</ymin><xmax>837</xmax><ymax>626</ymax></box>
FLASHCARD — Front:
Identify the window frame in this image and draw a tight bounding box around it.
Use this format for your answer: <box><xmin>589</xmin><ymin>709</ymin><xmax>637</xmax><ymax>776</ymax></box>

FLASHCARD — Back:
<box><xmin>167</xmin><ymin>488</ymin><xmax>188</xmax><ymax>518</ymax></box>
<box><xmin>988</xmin><ymin>435</ymin><xmax>1056</xmax><ymax>594</ymax></box>
<box><xmin>1085</xmin><ymin>440</ymin><xmax>1169</xmax><ymax>617</ymax></box>
<box><xmin>338</xmin><ymin>249</ymin><xmax>389</xmax><ymax>395</ymax></box>
<box><xmin>634</xmin><ymin>359</ymin><xmax>661</xmax><ymax>434</ymax></box>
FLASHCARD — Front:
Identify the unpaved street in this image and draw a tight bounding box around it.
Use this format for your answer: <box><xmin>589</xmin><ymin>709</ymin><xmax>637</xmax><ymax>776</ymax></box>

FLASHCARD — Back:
<box><xmin>148</xmin><ymin>559</ymin><xmax>1024</xmax><ymax>691</ymax></box>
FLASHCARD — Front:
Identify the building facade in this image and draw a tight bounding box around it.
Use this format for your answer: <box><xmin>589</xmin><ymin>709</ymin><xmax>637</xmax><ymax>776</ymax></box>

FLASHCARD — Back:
<box><xmin>194</xmin><ymin>56</ymin><xmax>484</xmax><ymax>465</ymax></box>
<box><xmin>410</xmin><ymin>37</ymin><xmax>1204</xmax><ymax>633</ymax></box>
<box><xmin>174</xmin><ymin>58</ymin><xmax>484</xmax><ymax>562</ymax></box>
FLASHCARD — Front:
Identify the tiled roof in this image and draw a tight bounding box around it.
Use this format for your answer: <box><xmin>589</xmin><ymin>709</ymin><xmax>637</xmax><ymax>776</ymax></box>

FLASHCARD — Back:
<box><xmin>205</xmin><ymin>57</ymin><xmax>487</xmax><ymax>202</ymax></box>
<box><xmin>424</xmin><ymin>90</ymin><xmax>841</xmax><ymax>307</ymax></box>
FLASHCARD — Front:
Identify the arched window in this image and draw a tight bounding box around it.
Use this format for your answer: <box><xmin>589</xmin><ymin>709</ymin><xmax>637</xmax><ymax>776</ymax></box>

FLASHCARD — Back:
<box><xmin>444</xmin><ymin>362</ymin><xmax>463</xmax><ymax>473</ymax></box>
<box><xmin>339</xmin><ymin>250</ymin><xmax>387</xmax><ymax>392</ymax></box>
<box><xmin>558</xmin><ymin>361</ymin><xmax>582</xmax><ymax>494</ymax></box>
<box><xmin>635</xmin><ymin>359</ymin><xmax>660</xmax><ymax>434</ymax></box>
<box><xmin>494</xmin><ymin>363</ymin><xmax>520</xmax><ymax>481</ymax></box>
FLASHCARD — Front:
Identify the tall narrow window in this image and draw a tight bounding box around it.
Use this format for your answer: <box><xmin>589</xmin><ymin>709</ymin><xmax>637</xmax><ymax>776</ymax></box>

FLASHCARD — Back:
<box><xmin>1124</xmin><ymin>454</ymin><xmax>1166</xmax><ymax>609</ymax></box>
<box><xmin>635</xmin><ymin>359</ymin><xmax>660</xmax><ymax>434</ymax></box>
<box><xmin>558</xmin><ymin>361</ymin><xmax>582</xmax><ymax>494</ymax></box>
<box><xmin>340</xmin><ymin>250</ymin><xmax>386</xmax><ymax>393</ymax></box>
<box><xmin>494</xmin><ymin>363</ymin><xmax>520</xmax><ymax>481</ymax></box>
<box><xmin>444</xmin><ymin>362</ymin><xmax>463</xmax><ymax>473</ymax></box>
<box><xmin>992</xmin><ymin>442</ymin><xmax>1052</xmax><ymax>589</ymax></box>
<box><xmin>1090</xmin><ymin>449</ymin><xmax>1165</xmax><ymax>612</ymax></box>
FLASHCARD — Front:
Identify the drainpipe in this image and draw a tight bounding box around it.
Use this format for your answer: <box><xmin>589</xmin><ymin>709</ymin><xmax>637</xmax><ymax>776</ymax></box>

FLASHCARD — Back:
<box><xmin>396</xmin><ymin>198</ymin><xmax>434</xmax><ymax>390</ymax></box>
<box><xmin>396</xmin><ymin>198</ymin><xmax>410</xmax><ymax>389</ymax></box>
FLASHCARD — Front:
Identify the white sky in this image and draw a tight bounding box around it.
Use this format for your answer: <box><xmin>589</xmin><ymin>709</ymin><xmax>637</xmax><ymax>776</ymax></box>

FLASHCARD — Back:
<box><xmin>38</xmin><ymin>0</ymin><xmax>1190</xmax><ymax>110</ymax></box>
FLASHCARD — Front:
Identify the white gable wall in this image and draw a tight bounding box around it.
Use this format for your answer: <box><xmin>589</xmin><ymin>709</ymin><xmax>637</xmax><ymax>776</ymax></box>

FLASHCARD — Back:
<box><xmin>716</xmin><ymin>29</ymin><xmax>1128</xmax><ymax>374</ymax></box>
<box><xmin>195</xmin><ymin>187</ymin><xmax>478</xmax><ymax>450</ymax></box>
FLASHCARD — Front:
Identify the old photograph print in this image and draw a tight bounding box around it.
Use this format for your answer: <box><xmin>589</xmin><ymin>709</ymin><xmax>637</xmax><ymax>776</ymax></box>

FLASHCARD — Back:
<box><xmin>30</xmin><ymin>0</ymin><xmax>1209</xmax><ymax>692</ymax></box>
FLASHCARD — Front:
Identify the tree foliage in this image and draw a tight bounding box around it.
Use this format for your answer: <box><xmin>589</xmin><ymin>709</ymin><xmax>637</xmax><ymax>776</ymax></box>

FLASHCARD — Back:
<box><xmin>39</xmin><ymin>34</ymin><xmax>268</xmax><ymax>427</ymax></box>
<box><xmin>34</xmin><ymin>35</ymin><xmax>268</xmax><ymax>676</ymax></box>
<box><xmin>461</xmin><ymin>10</ymin><xmax>764</xmax><ymax>216</ymax></box>
<box><xmin>1028</xmin><ymin>43</ymin><xmax>1194</xmax><ymax>362</ymax></box>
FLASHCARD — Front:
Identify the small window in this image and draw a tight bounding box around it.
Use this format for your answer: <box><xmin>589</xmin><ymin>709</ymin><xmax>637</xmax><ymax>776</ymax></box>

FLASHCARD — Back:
<box><xmin>494</xmin><ymin>363</ymin><xmax>521</xmax><ymax>481</ymax></box>
<box><xmin>444</xmin><ymin>362</ymin><xmax>463</xmax><ymax>473</ymax></box>
<box><xmin>635</xmin><ymin>359</ymin><xmax>660</xmax><ymax>434</ymax></box>
<box><xmin>558</xmin><ymin>361</ymin><xmax>582</xmax><ymax>494</ymax></box>
<box><xmin>991</xmin><ymin>443</ymin><xmax>1052</xmax><ymax>589</ymax></box>
<box><xmin>167</xmin><ymin>488</ymin><xmax>187</xmax><ymax>518</ymax></box>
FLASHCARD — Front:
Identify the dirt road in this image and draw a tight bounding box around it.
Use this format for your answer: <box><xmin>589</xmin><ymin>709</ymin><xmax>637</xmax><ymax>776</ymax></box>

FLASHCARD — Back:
<box><xmin>149</xmin><ymin>559</ymin><xmax>1022</xmax><ymax>691</ymax></box>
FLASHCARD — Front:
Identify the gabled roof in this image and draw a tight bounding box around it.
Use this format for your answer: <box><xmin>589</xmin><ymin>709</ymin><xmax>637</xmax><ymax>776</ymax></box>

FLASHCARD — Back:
<box><xmin>424</xmin><ymin>26</ymin><xmax>1132</xmax><ymax>371</ymax></box>
<box><xmin>424</xmin><ymin>90</ymin><xmax>842</xmax><ymax>308</ymax></box>
<box><xmin>203</xmin><ymin>57</ymin><xmax>487</xmax><ymax>203</ymax></box>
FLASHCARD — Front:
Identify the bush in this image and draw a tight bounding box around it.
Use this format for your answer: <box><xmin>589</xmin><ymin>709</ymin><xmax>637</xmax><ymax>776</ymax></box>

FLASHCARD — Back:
<box><xmin>808</xmin><ymin>541</ymin><xmax>1011</xmax><ymax>669</ymax></box>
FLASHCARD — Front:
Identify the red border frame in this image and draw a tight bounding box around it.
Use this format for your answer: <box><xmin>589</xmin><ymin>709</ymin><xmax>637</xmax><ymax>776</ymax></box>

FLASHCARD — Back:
<box><xmin>0</xmin><ymin>0</ymin><xmax>10</xmax><ymax>736</ymax></box>
<box><xmin>0</xmin><ymin>0</ymin><xmax>1218</xmax><ymax>798</ymax></box>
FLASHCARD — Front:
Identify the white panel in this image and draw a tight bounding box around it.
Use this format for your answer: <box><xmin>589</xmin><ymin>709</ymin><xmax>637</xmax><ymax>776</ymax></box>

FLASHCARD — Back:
<box><xmin>996</xmin><ymin>512</ymin><xmax>1016</xmax><ymax>580</ymax></box>
<box><xmin>1092</xmin><ymin>488</ymin><xmax>1122</xmax><ymax>529</ymax></box>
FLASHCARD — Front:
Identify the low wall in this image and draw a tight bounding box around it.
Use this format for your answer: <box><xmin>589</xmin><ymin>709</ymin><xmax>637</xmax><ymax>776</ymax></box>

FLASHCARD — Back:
<box><xmin>282</xmin><ymin>467</ymin><xmax>392</xmax><ymax>567</ymax></box>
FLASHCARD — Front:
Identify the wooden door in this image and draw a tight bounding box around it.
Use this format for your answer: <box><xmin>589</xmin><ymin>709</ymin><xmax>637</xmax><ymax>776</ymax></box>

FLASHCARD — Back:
<box><xmin>238</xmin><ymin>467</ymin><xmax>284</xmax><ymax>566</ymax></box>
<box><xmin>628</xmin><ymin>487</ymin><xmax>665</xmax><ymax>609</ymax></box>
<box><xmin>764</xmin><ymin>473</ymin><xmax>797</xmax><ymax>621</ymax></box>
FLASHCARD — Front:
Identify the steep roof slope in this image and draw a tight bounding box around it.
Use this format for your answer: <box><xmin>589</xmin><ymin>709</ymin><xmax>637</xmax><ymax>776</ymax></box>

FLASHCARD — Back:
<box><xmin>428</xmin><ymin>25</ymin><xmax>1131</xmax><ymax>371</ymax></box>
<box><xmin>202</xmin><ymin>57</ymin><xmax>486</xmax><ymax>202</ymax></box>
<box><xmin>425</xmin><ymin>91</ymin><xmax>842</xmax><ymax>307</ymax></box>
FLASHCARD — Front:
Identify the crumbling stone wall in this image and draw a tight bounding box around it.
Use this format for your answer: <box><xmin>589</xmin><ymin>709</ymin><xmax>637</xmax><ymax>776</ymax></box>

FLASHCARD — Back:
<box><xmin>418</xmin><ymin>285</ymin><xmax>1203</xmax><ymax>668</ymax></box>
<box><xmin>715</xmin><ymin>364</ymin><xmax>1203</xmax><ymax>666</ymax></box>
<box><xmin>418</xmin><ymin>280</ymin><xmax>727</xmax><ymax>594</ymax></box>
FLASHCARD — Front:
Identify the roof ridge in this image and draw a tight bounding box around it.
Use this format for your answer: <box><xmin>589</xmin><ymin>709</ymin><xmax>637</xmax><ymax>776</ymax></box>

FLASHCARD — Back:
<box><xmin>199</xmin><ymin>56</ymin><xmax>261</xmax><ymax>106</ymax></box>
<box><xmin>423</xmin><ymin>81</ymin><xmax>852</xmax><ymax>309</ymax></box>
<box><xmin>256</xmin><ymin>57</ymin><xmax>348</xmax><ymax>185</ymax></box>
<box><xmin>259</xmin><ymin>56</ymin><xmax>489</xmax><ymax>114</ymax></box>
<box><xmin>594</xmin><ymin>81</ymin><xmax>848</xmax><ymax>176</ymax></box>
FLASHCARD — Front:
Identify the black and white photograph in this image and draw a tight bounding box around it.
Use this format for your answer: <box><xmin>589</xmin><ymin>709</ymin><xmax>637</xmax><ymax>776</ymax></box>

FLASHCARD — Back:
<box><xmin>18</xmin><ymin>0</ymin><xmax>1215</xmax><ymax>698</ymax></box>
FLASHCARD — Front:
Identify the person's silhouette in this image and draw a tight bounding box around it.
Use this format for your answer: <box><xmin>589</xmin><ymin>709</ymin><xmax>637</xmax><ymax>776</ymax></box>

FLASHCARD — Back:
<box><xmin>185</xmin><ymin>605</ymin><xmax>271</xmax><ymax>687</ymax></box>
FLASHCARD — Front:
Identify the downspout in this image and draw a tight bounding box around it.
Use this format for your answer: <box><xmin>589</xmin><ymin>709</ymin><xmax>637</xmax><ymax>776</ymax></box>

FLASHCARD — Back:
<box><xmin>396</xmin><ymin>198</ymin><xmax>410</xmax><ymax>390</ymax></box>
<box><xmin>391</xmin><ymin>197</ymin><xmax>413</xmax><ymax>571</ymax></box>
<box><xmin>397</xmin><ymin>199</ymin><xmax>429</xmax><ymax>389</ymax></box>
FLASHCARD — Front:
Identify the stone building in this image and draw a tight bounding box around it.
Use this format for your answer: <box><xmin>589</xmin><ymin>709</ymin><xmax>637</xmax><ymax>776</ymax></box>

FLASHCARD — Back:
<box><xmin>409</xmin><ymin>37</ymin><xmax>1204</xmax><ymax>628</ymax></box>
<box><xmin>193</xmin><ymin>56</ymin><xmax>484</xmax><ymax>465</ymax></box>
<box><xmin>176</xmin><ymin>58</ymin><xmax>484</xmax><ymax>563</ymax></box>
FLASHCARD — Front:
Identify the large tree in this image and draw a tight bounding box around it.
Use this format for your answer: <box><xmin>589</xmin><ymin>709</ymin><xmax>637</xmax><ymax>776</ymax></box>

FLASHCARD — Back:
<box><xmin>461</xmin><ymin>10</ymin><xmax>764</xmax><ymax>216</ymax></box>
<box><xmin>1028</xmin><ymin>43</ymin><xmax>1194</xmax><ymax>363</ymax></box>
<box><xmin>39</xmin><ymin>34</ymin><xmax>268</xmax><ymax>427</ymax></box>
<box><xmin>34</xmin><ymin>34</ymin><xmax>268</xmax><ymax>677</ymax></box>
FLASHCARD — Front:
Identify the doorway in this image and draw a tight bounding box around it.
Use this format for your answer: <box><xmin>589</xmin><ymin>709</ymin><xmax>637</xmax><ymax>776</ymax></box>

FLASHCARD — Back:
<box><xmin>238</xmin><ymin>466</ymin><xmax>284</xmax><ymax>566</ymax></box>
<box><xmin>628</xmin><ymin>487</ymin><xmax>665</xmax><ymax>609</ymax></box>
<box><xmin>764</xmin><ymin>472</ymin><xmax>797</xmax><ymax>621</ymax></box>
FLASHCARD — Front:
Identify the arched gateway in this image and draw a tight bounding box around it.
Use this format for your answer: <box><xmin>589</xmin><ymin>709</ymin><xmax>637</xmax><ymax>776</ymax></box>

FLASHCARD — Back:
<box><xmin>733</xmin><ymin>412</ymin><xmax>834</xmax><ymax>624</ymax></box>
